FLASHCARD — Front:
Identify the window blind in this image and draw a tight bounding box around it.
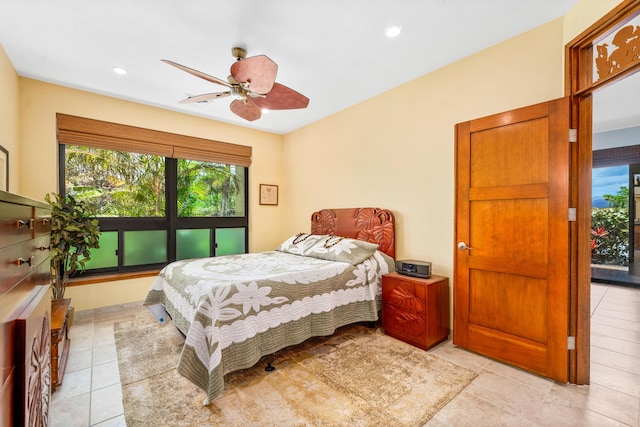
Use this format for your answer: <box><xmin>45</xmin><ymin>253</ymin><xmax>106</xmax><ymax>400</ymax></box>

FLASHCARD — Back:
<box><xmin>56</xmin><ymin>113</ymin><xmax>252</xmax><ymax>167</ymax></box>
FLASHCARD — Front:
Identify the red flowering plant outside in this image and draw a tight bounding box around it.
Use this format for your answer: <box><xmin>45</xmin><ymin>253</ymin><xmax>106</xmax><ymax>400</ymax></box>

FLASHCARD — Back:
<box><xmin>590</xmin><ymin>226</ymin><xmax>608</xmax><ymax>251</ymax></box>
<box><xmin>591</xmin><ymin>208</ymin><xmax>629</xmax><ymax>266</ymax></box>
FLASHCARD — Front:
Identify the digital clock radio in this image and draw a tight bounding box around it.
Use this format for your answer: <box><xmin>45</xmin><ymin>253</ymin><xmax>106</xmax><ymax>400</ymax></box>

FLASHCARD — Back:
<box><xmin>395</xmin><ymin>259</ymin><xmax>432</xmax><ymax>278</ymax></box>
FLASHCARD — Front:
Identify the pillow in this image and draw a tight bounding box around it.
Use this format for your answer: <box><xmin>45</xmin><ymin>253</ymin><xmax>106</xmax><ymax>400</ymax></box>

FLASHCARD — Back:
<box><xmin>278</xmin><ymin>233</ymin><xmax>379</xmax><ymax>265</ymax></box>
<box><xmin>277</xmin><ymin>233</ymin><xmax>328</xmax><ymax>256</ymax></box>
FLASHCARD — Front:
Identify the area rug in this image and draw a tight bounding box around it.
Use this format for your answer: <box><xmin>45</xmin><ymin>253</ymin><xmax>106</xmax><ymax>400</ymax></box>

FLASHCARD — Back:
<box><xmin>114</xmin><ymin>306</ymin><xmax>476</xmax><ymax>427</ymax></box>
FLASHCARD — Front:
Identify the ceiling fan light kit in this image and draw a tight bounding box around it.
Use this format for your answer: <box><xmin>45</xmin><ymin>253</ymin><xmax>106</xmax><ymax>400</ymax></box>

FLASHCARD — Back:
<box><xmin>231</xmin><ymin>47</ymin><xmax>247</xmax><ymax>61</ymax></box>
<box><xmin>163</xmin><ymin>47</ymin><xmax>309</xmax><ymax>122</ymax></box>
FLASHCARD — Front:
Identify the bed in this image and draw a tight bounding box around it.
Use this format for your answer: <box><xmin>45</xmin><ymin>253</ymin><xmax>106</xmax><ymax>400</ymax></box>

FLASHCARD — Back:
<box><xmin>143</xmin><ymin>207</ymin><xmax>396</xmax><ymax>403</ymax></box>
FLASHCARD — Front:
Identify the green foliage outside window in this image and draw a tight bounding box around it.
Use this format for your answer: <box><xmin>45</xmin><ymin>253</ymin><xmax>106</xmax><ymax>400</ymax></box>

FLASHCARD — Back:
<box><xmin>65</xmin><ymin>146</ymin><xmax>244</xmax><ymax>217</ymax></box>
<box><xmin>602</xmin><ymin>186</ymin><xmax>629</xmax><ymax>209</ymax></box>
<box><xmin>177</xmin><ymin>160</ymin><xmax>244</xmax><ymax>217</ymax></box>
<box><xmin>66</xmin><ymin>146</ymin><xmax>165</xmax><ymax>217</ymax></box>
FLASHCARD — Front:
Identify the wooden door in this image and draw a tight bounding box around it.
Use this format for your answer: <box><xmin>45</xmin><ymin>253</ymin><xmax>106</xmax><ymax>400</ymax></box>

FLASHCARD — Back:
<box><xmin>454</xmin><ymin>97</ymin><xmax>570</xmax><ymax>382</ymax></box>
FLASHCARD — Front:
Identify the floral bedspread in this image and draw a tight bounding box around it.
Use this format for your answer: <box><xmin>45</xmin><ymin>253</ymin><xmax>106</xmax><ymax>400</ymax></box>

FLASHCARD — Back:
<box><xmin>143</xmin><ymin>249</ymin><xmax>394</xmax><ymax>403</ymax></box>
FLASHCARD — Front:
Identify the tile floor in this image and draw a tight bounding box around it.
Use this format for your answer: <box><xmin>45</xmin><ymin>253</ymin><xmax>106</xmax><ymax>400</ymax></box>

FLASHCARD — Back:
<box><xmin>50</xmin><ymin>283</ymin><xmax>640</xmax><ymax>426</ymax></box>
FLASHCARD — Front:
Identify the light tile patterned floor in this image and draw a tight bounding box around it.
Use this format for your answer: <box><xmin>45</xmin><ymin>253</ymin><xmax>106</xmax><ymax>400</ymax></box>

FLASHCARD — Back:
<box><xmin>50</xmin><ymin>284</ymin><xmax>640</xmax><ymax>426</ymax></box>
<box><xmin>49</xmin><ymin>302</ymin><xmax>141</xmax><ymax>427</ymax></box>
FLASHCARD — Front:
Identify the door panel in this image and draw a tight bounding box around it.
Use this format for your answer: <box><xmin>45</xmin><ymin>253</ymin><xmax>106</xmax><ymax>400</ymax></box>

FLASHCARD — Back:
<box><xmin>469</xmin><ymin>270</ymin><xmax>547</xmax><ymax>341</ymax></box>
<box><xmin>471</xmin><ymin>119</ymin><xmax>549</xmax><ymax>187</ymax></box>
<box><xmin>454</xmin><ymin>97</ymin><xmax>570</xmax><ymax>382</ymax></box>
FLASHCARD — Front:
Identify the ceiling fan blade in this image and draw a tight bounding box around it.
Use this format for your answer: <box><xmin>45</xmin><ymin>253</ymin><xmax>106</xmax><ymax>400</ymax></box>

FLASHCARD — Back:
<box><xmin>178</xmin><ymin>92</ymin><xmax>231</xmax><ymax>104</ymax></box>
<box><xmin>162</xmin><ymin>59</ymin><xmax>231</xmax><ymax>88</ymax></box>
<box><xmin>230</xmin><ymin>98</ymin><xmax>262</xmax><ymax>121</ymax></box>
<box><xmin>252</xmin><ymin>83</ymin><xmax>309</xmax><ymax>110</ymax></box>
<box><xmin>230</xmin><ymin>55</ymin><xmax>277</xmax><ymax>95</ymax></box>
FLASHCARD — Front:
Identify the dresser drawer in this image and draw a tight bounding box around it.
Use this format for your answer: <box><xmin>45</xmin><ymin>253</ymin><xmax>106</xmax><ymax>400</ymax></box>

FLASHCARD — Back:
<box><xmin>32</xmin><ymin>235</ymin><xmax>51</xmax><ymax>273</ymax></box>
<box><xmin>0</xmin><ymin>243</ymin><xmax>36</xmax><ymax>297</ymax></box>
<box><xmin>0</xmin><ymin>203</ymin><xmax>32</xmax><ymax>250</ymax></box>
<box><xmin>33</xmin><ymin>208</ymin><xmax>51</xmax><ymax>237</ymax></box>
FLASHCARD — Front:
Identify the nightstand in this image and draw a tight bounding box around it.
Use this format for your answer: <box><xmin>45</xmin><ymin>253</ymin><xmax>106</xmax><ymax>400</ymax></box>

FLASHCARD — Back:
<box><xmin>382</xmin><ymin>272</ymin><xmax>450</xmax><ymax>350</ymax></box>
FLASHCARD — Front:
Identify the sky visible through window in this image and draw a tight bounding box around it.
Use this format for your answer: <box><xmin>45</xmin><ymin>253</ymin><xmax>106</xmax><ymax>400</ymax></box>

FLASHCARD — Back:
<box><xmin>592</xmin><ymin>165</ymin><xmax>628</xmax><ymax>208</ymax></box>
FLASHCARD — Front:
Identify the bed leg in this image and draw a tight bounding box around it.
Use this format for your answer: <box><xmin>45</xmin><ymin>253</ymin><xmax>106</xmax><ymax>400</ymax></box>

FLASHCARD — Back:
<box><xmin>265</xmin><ymin>354</ymin><xmax>276</xmax><ymax>372</ymax></box>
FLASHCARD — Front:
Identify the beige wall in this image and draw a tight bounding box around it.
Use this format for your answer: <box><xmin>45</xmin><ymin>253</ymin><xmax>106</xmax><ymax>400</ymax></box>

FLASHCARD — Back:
<box><xmin>6</xmin><ymin>0</ymin><xmax>626</xmax><ymax>310</ymax></box>
<box><xmin>282</xmin><ymin>0</ymin><xmax>624</xmax><ymax>321</ymax></box>
<box><xmin>0</xmin><ymin>45</ymin><xmax>19</xmax><ymax>193</ymax></box>
<box><xmin>563</xmin><ymin>0</ymin><xmax>622</xmax><ymax>43</ymax></box>
<box><xmin>283</xmin><ymin>18</ymin><xmax>566</xmax><ymax>282</ymax></box>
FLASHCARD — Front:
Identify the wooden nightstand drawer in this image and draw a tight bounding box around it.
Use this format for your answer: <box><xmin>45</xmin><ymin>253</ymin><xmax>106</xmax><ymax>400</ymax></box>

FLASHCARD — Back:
<box><xmin>382</xmin><ymin>276</ymin><xmax>427</xmax><ymax>313</ymax></box>
<box><xmin>382</xmin><ymin>272</ymin><xmax>450</xmax><ymax>350</ymax></box>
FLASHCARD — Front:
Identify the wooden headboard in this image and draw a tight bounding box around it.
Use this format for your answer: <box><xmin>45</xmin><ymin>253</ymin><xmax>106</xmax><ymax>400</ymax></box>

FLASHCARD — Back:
<box><xmin>311</xmin><ymin>208</ymin><xmax>395</xmax><ymax>259</ymax></box>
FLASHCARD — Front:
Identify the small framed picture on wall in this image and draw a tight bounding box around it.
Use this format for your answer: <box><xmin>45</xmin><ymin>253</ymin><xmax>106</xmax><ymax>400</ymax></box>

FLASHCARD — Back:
<box><xmin>0</xmin><ymin>145</ymin><xmax>8</xmax><ymax>192</ymax></box>
<box><xmin>259</xmin><ymin>184</ymin><xmax>278</xmax><ymax>206</ymax></box>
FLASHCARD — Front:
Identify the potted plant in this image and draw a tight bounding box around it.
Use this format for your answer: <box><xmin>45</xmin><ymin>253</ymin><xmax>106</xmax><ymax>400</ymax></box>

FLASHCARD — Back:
<box><xmin>46</xmin><ymin>193</ymin><xmax>101</xmax><ymax>300</ymax></box>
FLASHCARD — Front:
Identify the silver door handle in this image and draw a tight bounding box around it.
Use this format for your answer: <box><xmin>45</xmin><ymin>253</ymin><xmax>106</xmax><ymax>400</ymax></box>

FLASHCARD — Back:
<box><xmin>457</xmin><ymin>242</ymin><xmax>473</xmax><ymax>250</ymax></box>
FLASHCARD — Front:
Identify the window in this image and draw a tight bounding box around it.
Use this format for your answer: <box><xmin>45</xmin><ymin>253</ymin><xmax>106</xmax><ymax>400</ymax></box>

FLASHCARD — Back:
<box><xmin>57</xmin><ymin>114</ymin><xmax>251</xmax><ymax>274</ymax></box>
<box><xmin>65</xmin><ymin>146</ymin><xmax>167</xmax><ymax>217</ymax></box>
<box><xmin>177</xmin><ymin>160</ymin><xmax>245</xmax><ymax>217</ymax></box>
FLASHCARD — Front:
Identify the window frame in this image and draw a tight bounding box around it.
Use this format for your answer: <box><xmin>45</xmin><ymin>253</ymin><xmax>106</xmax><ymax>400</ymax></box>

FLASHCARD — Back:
<box><xmin>57</xmin><ymin>121</ymin><xmax>250</xmax><ymax>276</ymax></box>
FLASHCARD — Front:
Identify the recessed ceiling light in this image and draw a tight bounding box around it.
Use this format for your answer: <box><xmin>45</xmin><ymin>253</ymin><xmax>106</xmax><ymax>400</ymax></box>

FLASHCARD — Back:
<box><xmin>385</xmin><ymin>25</ymin><xmax>403</xmax><ymax>38</ymax></box>
<box><xmin>112</xmin><ymin>67</ymin><xmax>127</xmax><ymax>75</ymax></box>
<box><xmin>261</xmin><ymin>108</ymin><xmax>270</xmax><ymax>115</ymax></box>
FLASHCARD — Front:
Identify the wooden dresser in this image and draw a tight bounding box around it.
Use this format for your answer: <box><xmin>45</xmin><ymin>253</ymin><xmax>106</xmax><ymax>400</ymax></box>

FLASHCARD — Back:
<box><xmin>382</xmin><ymin>272</ymin><xmax>450</xmax><ymax>351</ymax></box>
<box><xmin>0</xmin><ymin>190</ymin><xmax>52</xmax><ymax>427</ymax></box>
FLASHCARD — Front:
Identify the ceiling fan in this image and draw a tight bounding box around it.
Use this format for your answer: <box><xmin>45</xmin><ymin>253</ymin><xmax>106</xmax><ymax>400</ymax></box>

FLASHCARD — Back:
<box><xmin>162</xmin><ymin>47</ymin><xmax>309</xmax><ymax>122</ymax></box>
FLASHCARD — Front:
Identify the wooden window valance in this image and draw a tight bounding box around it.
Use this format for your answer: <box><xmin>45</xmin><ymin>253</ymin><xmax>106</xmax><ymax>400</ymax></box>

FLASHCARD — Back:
<box><xmin>56</xmin><ymin>113</ymin><xmax>252</xmax><ymax>167</ymax></box>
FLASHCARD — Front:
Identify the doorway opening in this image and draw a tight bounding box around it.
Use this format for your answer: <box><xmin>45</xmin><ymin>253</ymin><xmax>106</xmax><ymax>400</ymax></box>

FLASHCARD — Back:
<box><xmin>590</xmin><ymin>57</ymin><xmax>640</xmax><ymax>287</ymax></box>
<box><xmin>591</xmin><ymin>163</ymin><xmax>640</xmax><ymax>286</ymax></box>
<box><xmin>567</xmin><ymin>0</ymin><xmax>640</xmax><ymax>384</ymax></box>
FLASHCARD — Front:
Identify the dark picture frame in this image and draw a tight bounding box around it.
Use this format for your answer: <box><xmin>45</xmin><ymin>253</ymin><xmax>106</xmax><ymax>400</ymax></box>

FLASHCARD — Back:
<box><xmin>259</xmin><ymin>184</ymin><xmax>278</xmax><ymax>205</ymax></box>
<box><xmin>0</xmin><ymin>145</ymin><xmax>8</xmax><ymax>192</ymax></box>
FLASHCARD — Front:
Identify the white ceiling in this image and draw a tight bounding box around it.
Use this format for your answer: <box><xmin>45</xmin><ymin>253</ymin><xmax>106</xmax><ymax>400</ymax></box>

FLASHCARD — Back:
<box><xmin>593</xmin><ymin>71</ymin><xmax>640</xmax><ymax>135</ymax></box>
<box><xmin>0</xmin><ymin>0</ymin><xmax>595</xmax><ymax>135</ymax></box>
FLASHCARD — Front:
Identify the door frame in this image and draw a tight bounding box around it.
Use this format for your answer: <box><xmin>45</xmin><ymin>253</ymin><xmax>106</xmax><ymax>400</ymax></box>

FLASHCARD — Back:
<box><xmin>567</xmin><ymin>0</ymin><xmax>640</xmax><ymax>384</ymax></box>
